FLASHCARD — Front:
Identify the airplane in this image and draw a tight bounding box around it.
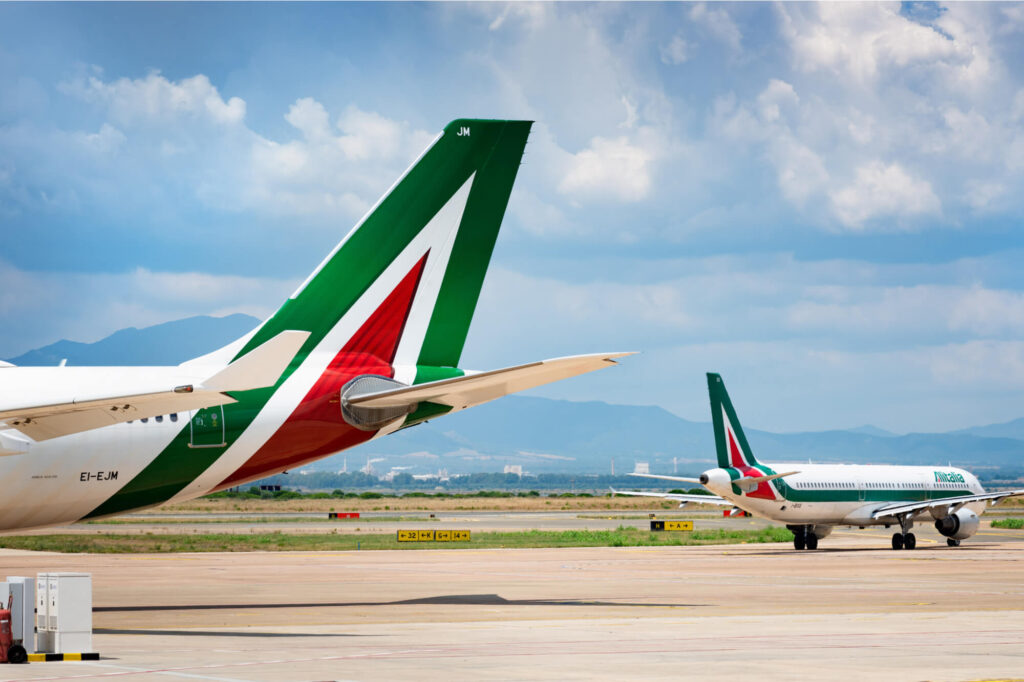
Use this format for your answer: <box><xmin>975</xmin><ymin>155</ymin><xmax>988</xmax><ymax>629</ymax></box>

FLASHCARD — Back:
<box><xmin>616</xmin><ymin>373</ymin><xmax>1024</xmax><ymax>551</ymax></box>
<box><xmin>0</xmin><ymin>118</ymin><xmax>629</xmax><ymax>533</ymax></box>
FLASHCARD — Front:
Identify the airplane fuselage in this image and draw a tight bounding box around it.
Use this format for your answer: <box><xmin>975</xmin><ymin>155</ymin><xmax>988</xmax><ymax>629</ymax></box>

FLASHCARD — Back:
<box><xmin>0</xmin><ymin>360</ymin><xmax>428</xmax><ymax>532</ymax></box>
<box><xmin>702</xmin><ymin>462</ymin><xmax>986</xmax><ymax>527</ymax></box>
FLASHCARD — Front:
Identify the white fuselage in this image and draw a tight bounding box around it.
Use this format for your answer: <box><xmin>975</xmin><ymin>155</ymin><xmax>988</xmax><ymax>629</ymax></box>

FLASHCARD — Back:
<box><xmin>703</xmin><ymin>463</ymin><xmax>986</xmax><ymax>527</ymax></box>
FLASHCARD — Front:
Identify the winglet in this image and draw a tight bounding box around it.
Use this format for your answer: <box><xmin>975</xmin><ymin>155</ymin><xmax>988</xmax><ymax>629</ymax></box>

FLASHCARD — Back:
<box><xmin>200</xmin><ymin>330</ymin><xmax>310</xmax><ymax>393</ymax></box>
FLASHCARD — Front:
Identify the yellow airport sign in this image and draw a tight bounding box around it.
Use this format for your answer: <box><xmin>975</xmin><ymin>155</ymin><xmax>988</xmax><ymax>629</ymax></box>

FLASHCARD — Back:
<box><xmin>665</xmin><ymin>520</ymin><xmax>693</xmax><ymax>531</ymax></box>
<box><xmin>397</xmin><ymin>529</ymin><xmax>471</xmax><ymax>542</ymax></box>
<box><xmin>650</xmin><ymin>520</ymin><xmax>694</xmax><ymax>531</ymax></box>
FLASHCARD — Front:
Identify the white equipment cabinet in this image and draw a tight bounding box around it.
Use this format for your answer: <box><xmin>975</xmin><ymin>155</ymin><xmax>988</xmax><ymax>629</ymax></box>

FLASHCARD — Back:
<box><xmin>37</xmin><ymin>572</ymin><xmax>92</xmax><ymax>653</ymax></box>
<box><xmin>36</xmin><ymin>572</ymin><xmax>52</xmax><ymax>653</ymax></box>
<box><xmin>0</xmin><ymin>577</ymin><xmax>34</xmax><ymax>653</ymax></box>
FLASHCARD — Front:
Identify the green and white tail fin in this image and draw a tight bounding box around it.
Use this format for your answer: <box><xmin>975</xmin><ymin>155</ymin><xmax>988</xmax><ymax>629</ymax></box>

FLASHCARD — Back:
<box><xmin>708</xmin><ymin>373</ymin><xmax>762</xmax><ymax>469</ymax></box>
<box><xmin>218</xmin><ymin>119</ymin><xmax>532</xmax><ymax>383</ymax></box>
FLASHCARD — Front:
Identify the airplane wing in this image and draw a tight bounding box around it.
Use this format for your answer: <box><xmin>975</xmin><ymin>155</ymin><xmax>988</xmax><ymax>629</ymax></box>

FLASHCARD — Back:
<box><xmin>0</xmin><ymin>330</ymin><xmax>308</xmax><ymax>444</ymax></box>
<box><xmin>871</xmin><ymin>489</ymin><xmax>1024</xmax><ymax>520</ymax></box>
<box><xmin>611</xmin><ymin>488</ymin><xmax>732</xmax><ymax>506</ymax></box>
<box><xmin>346</xmin><ymin>352</ymin><xmax>632</xmax><ymax>412</ymax></box>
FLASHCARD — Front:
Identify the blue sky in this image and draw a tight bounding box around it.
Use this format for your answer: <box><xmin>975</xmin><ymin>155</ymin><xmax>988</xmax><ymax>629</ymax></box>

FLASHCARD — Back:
<box><xmin>3</xmin><ymin>2</ymin><xmax>1024</xmax><ymax>433</ymax></box>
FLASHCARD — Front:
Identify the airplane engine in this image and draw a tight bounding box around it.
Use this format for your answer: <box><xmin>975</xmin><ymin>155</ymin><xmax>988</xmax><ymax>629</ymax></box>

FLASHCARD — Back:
<box><xmin>339</xmin><ymin>375</ymin><xmax>416</xmax><ymax>431</ymax></box>
<box><xmin>934</xmin><ymin>508</ymin><xmax>980</xmax><ymax>541</ymax></box>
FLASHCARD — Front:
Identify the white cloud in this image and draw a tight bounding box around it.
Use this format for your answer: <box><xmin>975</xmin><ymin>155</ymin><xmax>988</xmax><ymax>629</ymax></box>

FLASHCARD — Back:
<box><xmin>52</xmin><ymin>71</ymin><xmax>436</xmax><ymax>225</ymax></box>
<box><xmin>285</xmin><ymin>98</ymin><xmax>331</xmax><ymax>140</ymax></box>
<box><xmin>62</xmin><ymin>72</ymin><xmax>246</xmax><ymax>126</ymax></box>
<box><xmin>964</xmin><ymin>179</ymin><xmax>1005</xmax><ymax>210</ymax></box>
<box><xmin>689</xmin><ymin>3</ymin><xmax>742</xmax><ymax>53</ymax></box>
<box><xmin>778</xmin><ymin>3</ymin><xmax>969</xmax><ymax>85</ymax></box>
<box><xmin>335</xmin><ymin>106</ymin><xmax>410</xmax><ymax>161</ymax></box>
<box><xmin>660</xmin><ymin>35</ymin><xmax>690</xmax><ymax>65</ymax></box>
<box><xmin>74</xmin><ymin>123</ymin><xmax>126</xmax><ymax>154</ymax></box>
<box><xmin>829</xmin><ymin>161</ymin><xmax>941</xmax><ymax>228</ymax></box>
<box><xmin>558</xmin><ymin>133</ymin><xmax>656</xmax><ymax>203</ymax></box>
<box><xmin>756</xmin><ymin>79</ymin><xmax>799</xmax><ymax>124</ymax></box>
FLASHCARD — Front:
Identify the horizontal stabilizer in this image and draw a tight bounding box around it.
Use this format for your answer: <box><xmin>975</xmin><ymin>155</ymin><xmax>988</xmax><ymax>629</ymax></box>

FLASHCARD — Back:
<box><xmin>348</xmin><ymin>352</ymin><xmax>632</xmax><ymax>413</ymax></box>
<box><xmin>0</xmin><ymin>330</ymin><xmax>309</xmax><ymax>443</ymax></box>
<box><xmin>201</xmin><ymin>330</ymin><xmax>309</xmax><ymax>392</ymax></box>
<box><xmin>628</xmin><ymin>473</ymin><xmax>702</xmax><ymax>484</ymax></box>
<box><xmin>611</xmin><ymin>488</ymin><xmax>731</xmax><ymax>506</ymax></box>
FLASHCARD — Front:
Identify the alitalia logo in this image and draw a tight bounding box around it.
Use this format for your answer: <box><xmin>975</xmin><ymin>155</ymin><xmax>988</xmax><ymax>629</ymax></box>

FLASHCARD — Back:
<box><xmin>934</xmin><ymin>471</ymin><xmax>965</xmax><ymax>483</ymax></box>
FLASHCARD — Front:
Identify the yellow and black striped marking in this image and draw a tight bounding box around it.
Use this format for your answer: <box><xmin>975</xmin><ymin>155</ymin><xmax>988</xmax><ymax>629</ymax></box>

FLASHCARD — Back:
<box><xmin>27</xmin><ymin>652</ymin><xmax>100</xmax><ymax>662</ymax></box>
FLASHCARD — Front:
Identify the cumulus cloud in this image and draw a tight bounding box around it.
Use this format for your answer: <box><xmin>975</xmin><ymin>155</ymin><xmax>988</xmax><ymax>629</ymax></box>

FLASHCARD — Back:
<box><xmin>829</xmin><ymin>161</ymin><xmax>941</xmax><ymax>228</ymax></box>
<box><xmin>61</xmin><ymin>72</ymin><xmax>246</xmax><ymax>126</ymax></box>
<box><xmin>558</xmin><ymin>134</ymin><xmax>656</xmax><ymax>203</ymax></box>
<box><xmin>47</xmin><ymin>71</ymin><xmax>437</xmax><ymax>226</ymax></box>
<box><xmin>778</xmin><ymin>3</ymin><xmax>972</xmax><ymax>85</ymax></box>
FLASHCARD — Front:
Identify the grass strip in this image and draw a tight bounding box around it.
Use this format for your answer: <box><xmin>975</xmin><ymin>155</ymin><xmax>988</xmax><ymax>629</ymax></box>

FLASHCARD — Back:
<box><xmin>84</xmin><ymin>516</ymin><xmax>419</xmax><ymax>525</ymax></box>
<box><xmin>991</xmin><ymin>518</ymin><xmax>1024</xmax><ymax>529</ymax></box>
<box><xmin>0</xmin><ymin>526</ymin><xmax>792</xmax><ymax>554</ymax></box>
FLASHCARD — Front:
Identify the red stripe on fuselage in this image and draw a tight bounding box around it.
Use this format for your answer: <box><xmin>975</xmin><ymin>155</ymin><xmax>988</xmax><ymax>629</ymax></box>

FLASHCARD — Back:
<box><xmin>215</xmin><ymin>253</ymin><xmax>428</xmax><ymax>489</ymax></box>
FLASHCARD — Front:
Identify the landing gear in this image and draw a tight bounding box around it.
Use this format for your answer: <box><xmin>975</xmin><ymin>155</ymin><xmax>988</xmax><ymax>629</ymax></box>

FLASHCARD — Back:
<box><xmin>789</xmin><ymin>525</ymin><xmax>818</xmax><ymax>550</ymax></box>
<box><xmin>890</xmin><ymin>516</ymin><xmax>916</xmax><ymax>550</ymax></box>
<box><xmin>947</xmin><ymin>538</ymin><xmax>960</xmax><ymax>547</ymax></box>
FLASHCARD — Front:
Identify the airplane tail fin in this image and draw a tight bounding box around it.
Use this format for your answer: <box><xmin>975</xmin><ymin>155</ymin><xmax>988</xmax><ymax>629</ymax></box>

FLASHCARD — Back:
<box><xmin>708</xmin><ymin>373</ymin><xmax>761</xmax><ymax>469</ymax></box>
<box><xmin>230</xmin><ymin>119</ymin><xmax>532</xmax><ymax>386</ymax></box>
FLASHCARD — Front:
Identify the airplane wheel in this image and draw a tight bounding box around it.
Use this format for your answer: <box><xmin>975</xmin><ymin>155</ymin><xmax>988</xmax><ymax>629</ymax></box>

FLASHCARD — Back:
<box><xmin>904</xmin><ymin>533</ymin><xmax>916</xmax><ymax>550</ymax></box>
<box><xmin>806</xmin><ymin>533</ymin><xmax>818</xmax><ymax>550</ymax></box>
<box><xmin>891</xmin><ymin>533</ymin><xmax>904</xmax><ymax>550</ymax></box>
<box><xmin>947</xmin><ymin>538</ymin><xmax>960</xmax><ymax>547</ymax></box>
<box><xmin>794</xmin><ymin>533</ymin><xmax>805</xmax><ymax>550</ymax></box>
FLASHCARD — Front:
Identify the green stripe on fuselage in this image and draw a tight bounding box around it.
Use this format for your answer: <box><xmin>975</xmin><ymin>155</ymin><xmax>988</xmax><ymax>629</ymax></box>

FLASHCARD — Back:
<box><xmin>725</xmin><ymin>466</ymin><xmax>973</xmax><ymax>503</ymax></box>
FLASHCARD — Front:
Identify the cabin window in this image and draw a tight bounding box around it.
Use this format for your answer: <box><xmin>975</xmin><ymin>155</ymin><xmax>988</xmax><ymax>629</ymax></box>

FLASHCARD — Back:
<box><xmin>170</xmin><ymin>413</ymin><xmax>178</xmax><ymax>422</ymax></box>
<box><xmin>141</xmin><ymin>417</ymin><xmax>148</xmax><ymax>423</ymax></box>
<box><xmin>155</xmin><ymin>415</ymin><xmax>163</xmax><ymax>423</ymax></box>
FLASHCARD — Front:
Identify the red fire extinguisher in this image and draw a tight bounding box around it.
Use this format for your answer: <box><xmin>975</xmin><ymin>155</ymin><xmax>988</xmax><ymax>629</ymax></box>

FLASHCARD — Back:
<box><xmin>0</xmin><ymin>595</ymin><xmax>28</xmax><ymax>664</ymax></box>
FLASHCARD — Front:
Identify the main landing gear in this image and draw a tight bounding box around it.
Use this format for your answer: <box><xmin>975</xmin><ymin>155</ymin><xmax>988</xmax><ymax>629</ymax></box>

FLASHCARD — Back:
<box><xmin>788</xmin><ymin>525</ymin><xmax>817</xmax><ymax>550</ymax></box>
<box><xmin>891</xmin><ymin>515</ymin><xmax>916</xmax><ymax>550</ymax></box>
<box><xmin>891</xmin><ymin>532</ymin><xmax>916</xmax><ymax>550</ymax></box>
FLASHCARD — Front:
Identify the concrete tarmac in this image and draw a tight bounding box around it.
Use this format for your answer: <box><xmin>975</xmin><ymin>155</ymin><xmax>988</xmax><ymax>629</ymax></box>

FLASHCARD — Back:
<box><xmin>4</xmin><ymin>524</ymin><xmax>1024</xmax><ymax>681</ymax></box>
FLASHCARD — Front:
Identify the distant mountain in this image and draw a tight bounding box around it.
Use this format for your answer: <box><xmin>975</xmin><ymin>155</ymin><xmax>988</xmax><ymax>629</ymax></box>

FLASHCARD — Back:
<box><xmin>320</xmin><ymin>396</ymin><xmax>1024</xmax><ymax>476</ymax></box>
<box><xmin>6</xmin><ymin>314</ymin><xmax>260</xmax><ymax>366</ymax></box>
<box><xmin>847</xmin><ymin>424</ymin><xmax>898</xmax><ymax>438</ymax></box>
<box><xmin>952</xmin><ymin>418</ymin><xmax>1024</xmax><ymax>441</ymax></box>
<box><xmin>7</xmin><ymin>315</ymin><xmax>1024</xmax><ymax>478</ymax></box>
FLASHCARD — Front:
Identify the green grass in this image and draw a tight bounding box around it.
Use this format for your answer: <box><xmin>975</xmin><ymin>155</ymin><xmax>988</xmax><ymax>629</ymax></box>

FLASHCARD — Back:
<box><xmin>991</xmin><ymin>518</ymin><xmax>1024</xmax><ymax>529</ymax></box>
<box><xmin>0</xmin><ymin>526</ymin><xmax>793</xmax><ymax>554</ymax></box>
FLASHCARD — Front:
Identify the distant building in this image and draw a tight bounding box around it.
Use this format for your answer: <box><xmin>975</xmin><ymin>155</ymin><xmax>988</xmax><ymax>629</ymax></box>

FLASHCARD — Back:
<box><xmin>503</xmin><ymin>464</ymin><xmax>523</xmax><ymax>476</ymax></box>
<box><xmin>633</xmin><ymin>461</ymin><xmax>650</xmax><ymax>475</ymax></box>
